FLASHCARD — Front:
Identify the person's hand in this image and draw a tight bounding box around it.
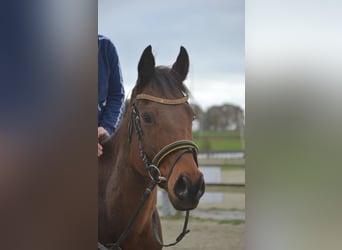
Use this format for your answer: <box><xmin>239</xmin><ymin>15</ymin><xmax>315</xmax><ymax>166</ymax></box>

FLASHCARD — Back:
<box><xmin>98</xmin><ymin>127</ymin><xmax>109</xmax><ymax>139</ymax></box>
<box><xmin>98</xmin><ymin>127</ymin><xmax>109</xmax><ymax>157</ymax></box>
<box><xmin>98</xmin><ymin>143</ymin><xmax>103</xmax><ymax>157</ymax></box>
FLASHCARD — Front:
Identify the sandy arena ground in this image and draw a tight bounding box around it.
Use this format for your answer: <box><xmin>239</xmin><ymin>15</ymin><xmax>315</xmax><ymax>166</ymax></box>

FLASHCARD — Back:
<box><xmin>159</xmin><ymin>169</ymin><xmax>245</xmax><ymax>250</ymax></box>
<box><xmin>161</xmin><ymin>219</ymin><xmax>245</xmax><ymax>250</ymax></box>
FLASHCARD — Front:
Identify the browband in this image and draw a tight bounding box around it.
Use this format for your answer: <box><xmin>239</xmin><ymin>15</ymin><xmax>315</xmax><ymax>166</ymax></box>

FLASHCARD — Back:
<box><xmin>136</xmin><ymin>93</ymin><xmax>188</xmax><ymax>105</ymax></box>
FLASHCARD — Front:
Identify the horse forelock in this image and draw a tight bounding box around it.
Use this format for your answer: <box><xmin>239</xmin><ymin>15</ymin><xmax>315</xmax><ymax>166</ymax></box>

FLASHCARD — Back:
<box><xmin>132</xmin><ymin>66</ymin><xmax>189</xmax><ymax>99</ymax></box>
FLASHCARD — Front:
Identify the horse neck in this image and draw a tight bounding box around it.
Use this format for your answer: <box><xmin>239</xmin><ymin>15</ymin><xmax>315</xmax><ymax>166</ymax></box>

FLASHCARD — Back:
<box><xmin>99</xmin><ymin>117</ymin><xmax>158</xmax><ymax>239</ymax></box>
<box><xmin>107</xmin><ymin>134</ymin><xmax>156</xmax><ymax>205</ymax></box>
<box><xmin>101</xmin><ymin>113</ymin><xmax>153</xmax><ymax>197</ymax></box>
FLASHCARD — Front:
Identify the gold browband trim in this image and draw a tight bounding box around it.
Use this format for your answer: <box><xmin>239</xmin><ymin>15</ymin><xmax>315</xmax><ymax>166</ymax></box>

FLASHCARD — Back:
<box><xmin>136</xmin><ymin>93</ymin><xmax>189</xmax><ymax>105</ymax></box>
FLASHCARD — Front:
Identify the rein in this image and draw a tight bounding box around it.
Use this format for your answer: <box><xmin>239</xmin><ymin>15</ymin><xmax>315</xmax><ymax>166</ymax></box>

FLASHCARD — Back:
<box><xmin>98</xmin><ymin>94</ymin><xmax>198</xmax><ymax>250</ymax></box>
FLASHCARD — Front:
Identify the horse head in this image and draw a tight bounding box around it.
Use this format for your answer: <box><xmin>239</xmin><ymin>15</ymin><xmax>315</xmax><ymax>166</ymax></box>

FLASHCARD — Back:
<box><xmin>128</xmin><ymin>45</ymin><xmax>205</xmax><ymax>211</ymax></box>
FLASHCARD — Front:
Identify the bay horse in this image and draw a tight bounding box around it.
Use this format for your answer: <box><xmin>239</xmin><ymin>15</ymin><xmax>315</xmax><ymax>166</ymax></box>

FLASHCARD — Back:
<box><xmin>98</xmin><ymin>46</ymin><xmax>205</xmax><ymax>250</ymax></box>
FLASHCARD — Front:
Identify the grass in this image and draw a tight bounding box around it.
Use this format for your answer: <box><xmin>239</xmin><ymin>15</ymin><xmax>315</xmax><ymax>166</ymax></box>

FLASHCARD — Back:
<box><xmin>195</xmin><ymin>207</ymin><xmax>245</xmax><ymax>212</ymax></box>
<box><xmin>193</xmin><ymin>131</ymin><xmax>242</xmax><ymax>137</ymax></box>
<box><xmin>196</xmin><ymin>139</ymin><xmax>244</xmax><ymax>151</ymax></box>
<box><xmin>221</xmin><ymin>165</ymin><xmax>245</xmax><ymax>171</ymax></box>
<box><xmin>161</xmin><ymin>209</ymin><xmax>245</xmax><ymax>225</ymax></box>
<box><xmin>190</xmin><ymin>216</ymin><xmax>244</xmax><ymax>225</ymax></box>
<box><xmin>193</xmin><ymin>130</ymin><xmax>245</xmax><ymax>151</ymax></box>
<box><xmin>218</xmin><ymin>219</ymin><xmax>245</xmax><ymax>225</ymax></box>
<box><xmin>161</xmin><ymin>213</ymin><xmax>245</xmax><ymax>225</ymax></box>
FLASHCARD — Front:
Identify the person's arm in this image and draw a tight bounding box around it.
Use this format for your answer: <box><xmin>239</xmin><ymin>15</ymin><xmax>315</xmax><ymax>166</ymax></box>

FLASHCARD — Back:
<box><xmin>98</xmin><ymin>44</ymin><xmax>125</xmax><ymax>135</ymax></box>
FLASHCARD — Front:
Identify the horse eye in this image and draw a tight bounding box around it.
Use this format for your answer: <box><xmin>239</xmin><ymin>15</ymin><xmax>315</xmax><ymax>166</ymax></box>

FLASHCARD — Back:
<box><xmin>141</xmin><ymin>112</ymin><xmax>153</xmax><ymax>123</ymax></box>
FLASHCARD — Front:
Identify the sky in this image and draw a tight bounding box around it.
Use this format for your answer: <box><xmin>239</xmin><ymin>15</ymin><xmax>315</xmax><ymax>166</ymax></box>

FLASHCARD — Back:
<box><xmin>98</xmin><ymin>0</ymin><xmax>244</xmax><ymax>111</ymax></box>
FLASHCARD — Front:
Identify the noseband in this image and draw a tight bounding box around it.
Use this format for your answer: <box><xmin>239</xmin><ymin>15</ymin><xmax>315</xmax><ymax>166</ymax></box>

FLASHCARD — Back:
<box><xmin>99</xmin><ymin>94</ymin><xmax>198</xmax><ymax>250</ymax></box>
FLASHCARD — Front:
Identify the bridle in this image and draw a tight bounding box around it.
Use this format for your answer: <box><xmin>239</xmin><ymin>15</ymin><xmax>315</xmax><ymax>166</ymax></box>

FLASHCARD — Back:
<box><xmin>129</xmin><ymin>93</ymin><xmax>199</xmax><ymax>183</ymax></box>
<box><xmin>98</xmin><ymin>93</ymin><xmax>199</xmax><ymax>250</ymax></box>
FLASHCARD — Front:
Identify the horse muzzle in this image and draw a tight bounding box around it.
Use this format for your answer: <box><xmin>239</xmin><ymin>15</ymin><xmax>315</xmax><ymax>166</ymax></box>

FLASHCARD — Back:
<box><xmin>171</xmin><ymin>173</ymin><xmax>205</xmax><ymax>211</ymax></box>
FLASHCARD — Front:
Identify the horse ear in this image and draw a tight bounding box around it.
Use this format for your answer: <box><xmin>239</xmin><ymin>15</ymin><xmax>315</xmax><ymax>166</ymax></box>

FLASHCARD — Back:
<box><xmin>172</xmin><ymin>46</ymin><xmax>189</xmax><ymax>81</ymax></box>
<box><xmin>138</xmin><ymin>45</ymin><xmax>155</xmax><ymax>85</ymax></box>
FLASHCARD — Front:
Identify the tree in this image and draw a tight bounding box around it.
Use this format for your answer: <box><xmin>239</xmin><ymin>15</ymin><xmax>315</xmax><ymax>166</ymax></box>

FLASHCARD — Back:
<box><xmin>190</xmin><ymin>103</ymin><xmax>204</xmax><ymax>131</ymax></box>
<box><xmin>202</xmin><ymin>103</ymin><xmax>244</xmax><ymax>131</ymax></box>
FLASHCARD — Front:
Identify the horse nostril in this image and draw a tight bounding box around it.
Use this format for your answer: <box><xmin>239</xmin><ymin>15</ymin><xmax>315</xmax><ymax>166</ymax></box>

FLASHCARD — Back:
<box><xmin>173</xmin><ymin>175</ymin><xmax>190</xmax><ymax>200</ymax></box>
<box><xmin>197</xmin><ymin>177</ymin><xmax>205</xmax><ymax>199</ymax></box>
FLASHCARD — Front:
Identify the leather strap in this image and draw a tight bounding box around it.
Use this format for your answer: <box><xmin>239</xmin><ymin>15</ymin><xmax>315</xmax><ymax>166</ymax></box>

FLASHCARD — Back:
<box><xmin>136</xmin><ymin>94</ymin><xmax>188</xmax><ymax>105</ymax></box>
<box><xmin>152</xmin><ymin>210</ymin><xmax>190</xmax><ymax>247</ymax></box>
<box><xmin>152</xmin><ymin>140</ymin><xmax>198</xmax><ymax>167</ymax></box>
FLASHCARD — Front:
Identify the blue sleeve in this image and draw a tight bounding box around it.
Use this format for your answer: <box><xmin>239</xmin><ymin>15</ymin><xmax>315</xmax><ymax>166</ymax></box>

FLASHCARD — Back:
<box><xmin>99</xmin><ymin>42</ymin><xmax>125</xmax><ymax>135</ymax></box>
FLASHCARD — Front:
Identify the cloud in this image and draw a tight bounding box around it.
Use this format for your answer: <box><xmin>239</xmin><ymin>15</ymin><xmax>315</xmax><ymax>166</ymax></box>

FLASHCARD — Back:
<box><xmin>187</xmin><ymin>74</ymin><xmax>245</xmax><ymax>110</ymax></box>
<box><xmin>99</xmin><ymin>0</ymin><xmax>244</xmax><ymax>110</ymax></box>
